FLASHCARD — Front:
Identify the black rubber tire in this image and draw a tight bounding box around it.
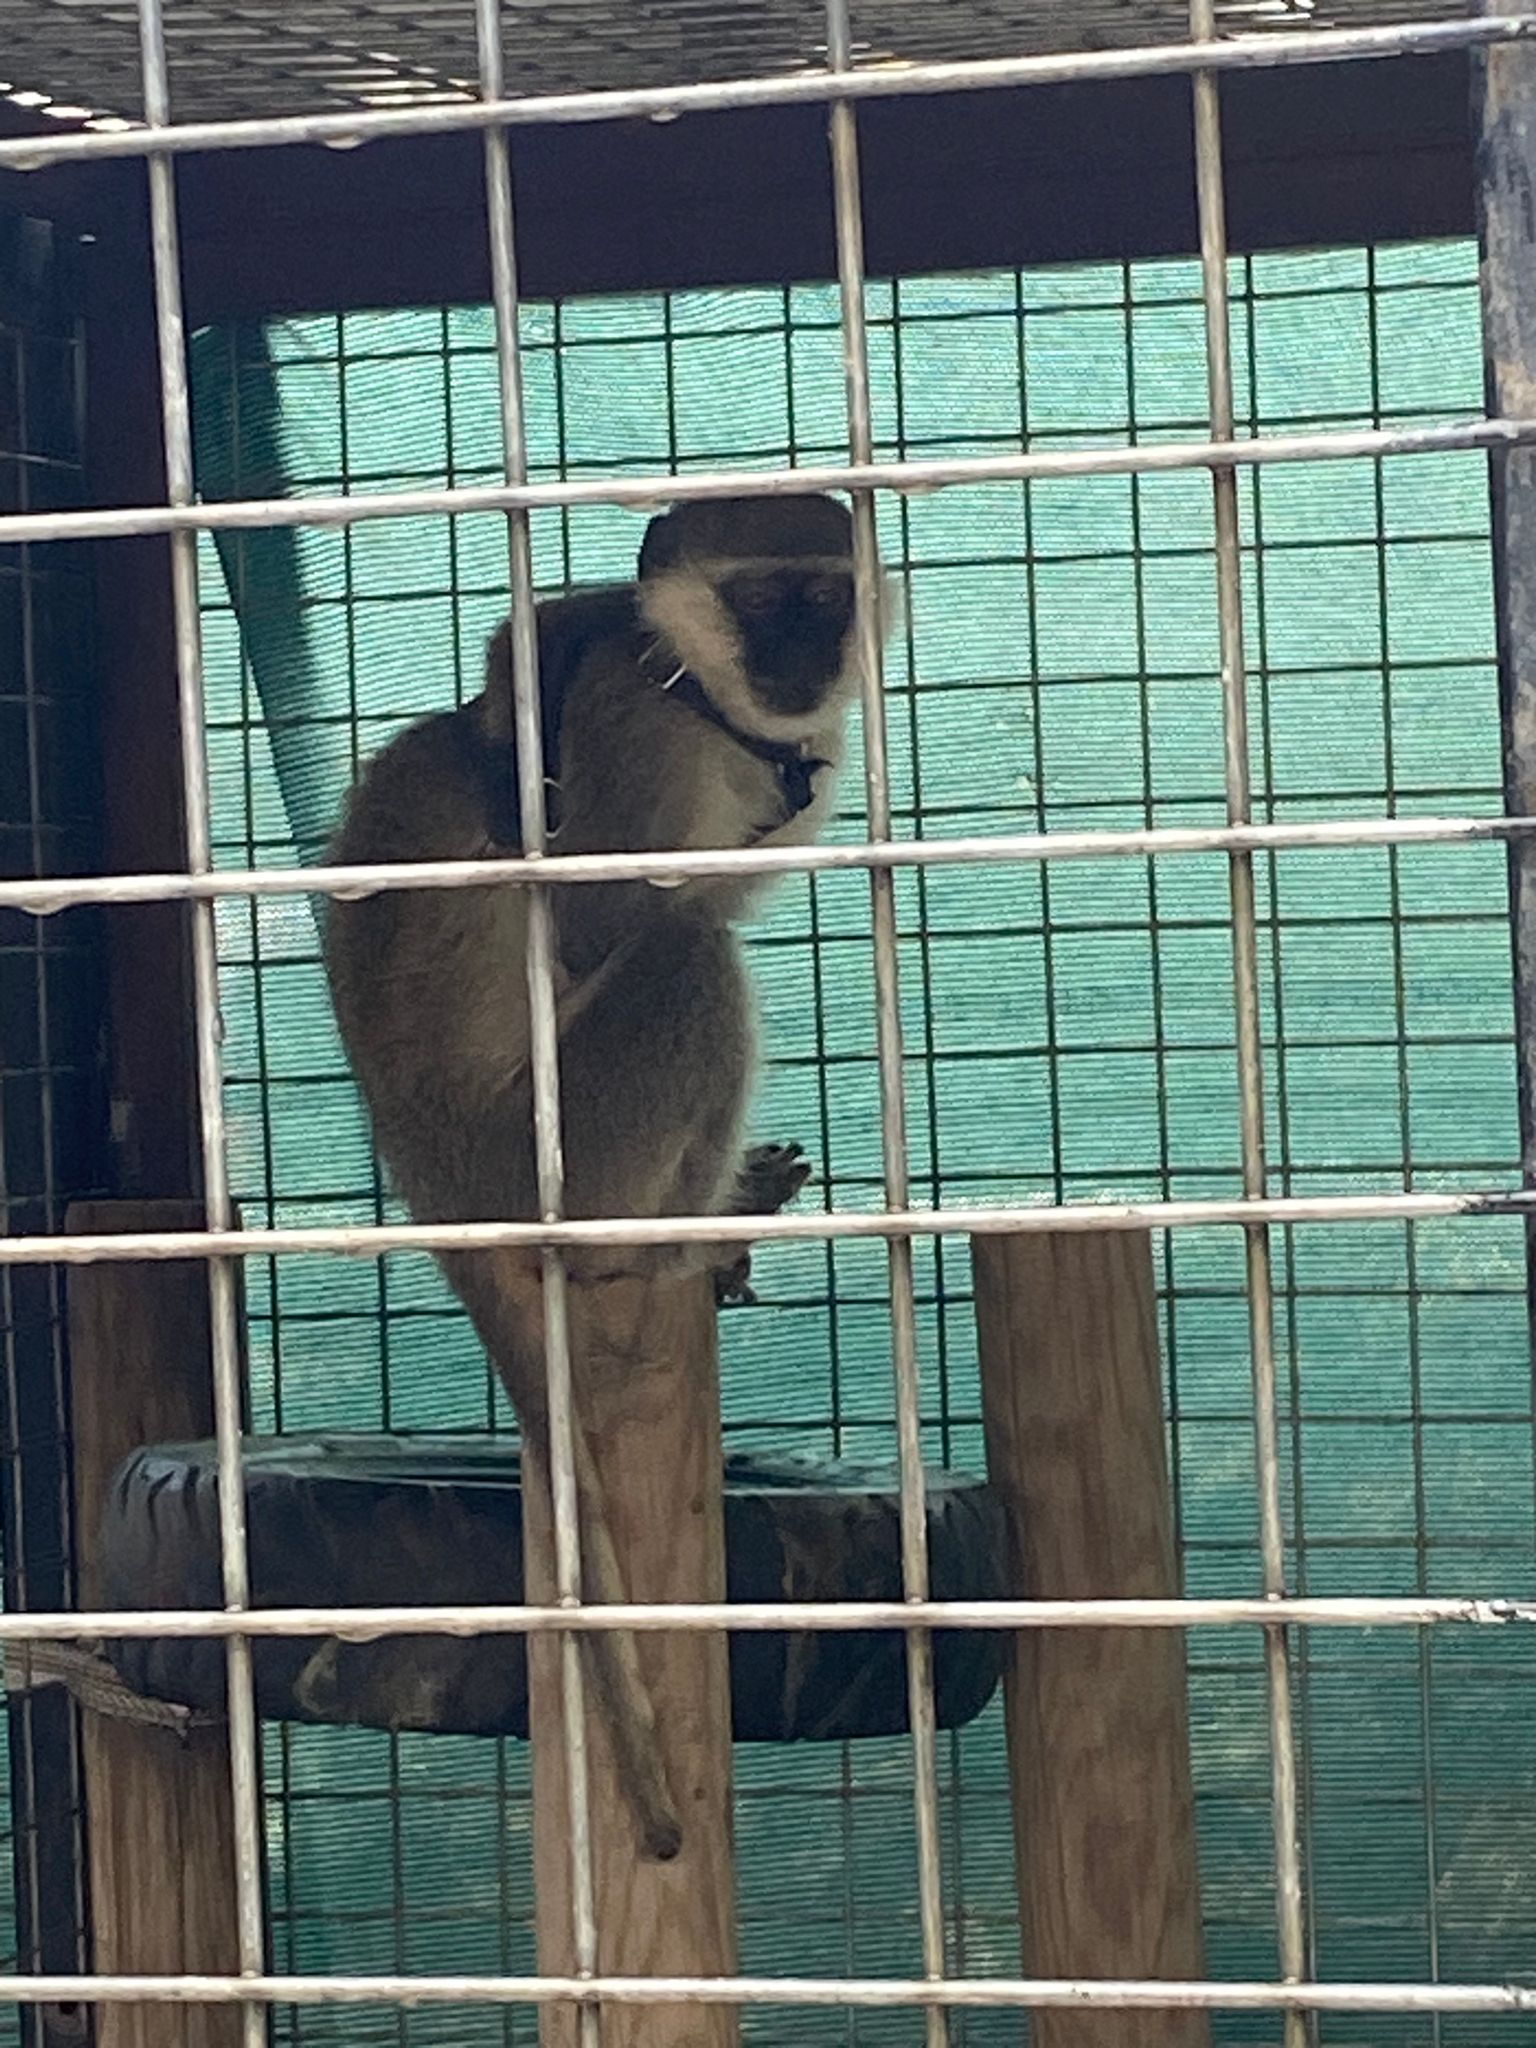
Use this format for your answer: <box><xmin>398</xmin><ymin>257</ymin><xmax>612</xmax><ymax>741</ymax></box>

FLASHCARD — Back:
<box><xmin>99</xmin><ymin>1435</ymin><xmax>1005</xmax><ymax>1743</ymax></box>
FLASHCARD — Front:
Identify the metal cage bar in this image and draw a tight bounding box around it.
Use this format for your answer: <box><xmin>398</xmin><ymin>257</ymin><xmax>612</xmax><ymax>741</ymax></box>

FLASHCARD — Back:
<box><xmin>1</xmin><ymin>0</ymin><xmax>1527</xmax><ymax>2032</ymax></box>
<box><xmin>474</xmin><ymin>2</ymin><xmax>601</xmax><ymax>2028</ymax></box>
<box><xmin>1188</xmin><ymin>5</ymin><xmax>1308</xmax><ymax>2034</ymax></box>
<box><xmin>0</xmin><ymin>1968</ymin><xmax>1527</xmax><ymax>2015</ymax></box>
<box><xmin>3</xmin><ymin>811</ymin><xmax>1535</xmax><ymax>917</ymax></box>
<box><xmin>0</xmin><ymin>213</ymin><xmax>98</xmax><ymax>2028</ymax></box>
<box><xmin>0</xmin><ymin>14</ymin><xmax>1533</xmax><ymax>172</ymax></box>
<box><xmin>3</xmin><ymin>1185</ymin><xmax>1536</xmax><ymax>1264</ymax></box>
<box><xmin>823</xmin><ymin>5</ymin><xmax>948</xmax><ymax>2035</ymax></box>
<box><xmin>135</xmin><ymin>2</ymin><xmax>267</xmax><ymax>2035</ymax></box>
<box><xmin>3</xmin><ymin>1591</ymin><xmax>1536</xmax><ymax>1641</ymax></box>
<box><xmin>1</xmin><ymin>414</ymin><xmax>1535</xmax><ymax>547</ymax></box>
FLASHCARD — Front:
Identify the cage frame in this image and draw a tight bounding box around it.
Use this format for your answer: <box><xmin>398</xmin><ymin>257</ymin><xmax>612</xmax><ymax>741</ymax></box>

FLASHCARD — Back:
<box><xmin>2</xmin><ymin>2</ymin><xmax>1536</xmax><ymax>2041</ymax></box>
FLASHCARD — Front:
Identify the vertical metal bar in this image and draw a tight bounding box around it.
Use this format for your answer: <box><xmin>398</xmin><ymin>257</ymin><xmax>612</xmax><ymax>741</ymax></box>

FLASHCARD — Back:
<box><xmin>1122</xmin><ymin>256</ymin><xmax>1188</xmax><ymax>1609</ymax></box>
<box><xmin>474</xmin><ymin>2</ymin><xmax>600</xmax><ymax>2037</ymax></box>
<box><xmin>888</xmin><ymin>284</ymin><xmax>968</xmax><ymax>1992</ymax></box>
<box><xmin>823</xmin><ymin>8</ymin><xmax>948</xmax><ymax>2039</ymax></box>
<box><xmin>1187</xmin><ymin>4</ymin><xmax>1308</xmax><ymax>2037</ymax></box>
<box><xmin>1239</xmin><ymin>253</ymin><xmax>1319</xmax><ymax>2009</ymax></box>
<box><xmin>1364</xmin><ymin>242</ymin><xmax>1443</xmax><ymax>2034</ymax></box>
<box><xmin>5</xmin><ymin>270</ymin><xmax>93</xmax><ymax>2039</ymax></box>
<box><xmin>778</xmin><ymin>282</ymin><xmax>851</xmax><ymax>1473</ymax></box>
<box><xmin>1475</xmin><ymin>0</ymin><xmax>1536</xmax><ymax>1541</ymax></box>
<box><xmin>135</xmin><ymin>0</ymin><xmax>268</xmax><ymax>2037</ymax></box>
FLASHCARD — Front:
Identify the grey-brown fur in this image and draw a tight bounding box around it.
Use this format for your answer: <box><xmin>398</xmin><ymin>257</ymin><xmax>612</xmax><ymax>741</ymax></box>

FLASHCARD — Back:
<box><xmin>322</xmin><ymin>493</ymin><xmax>875</xmax><ymax>1860</ymax></box>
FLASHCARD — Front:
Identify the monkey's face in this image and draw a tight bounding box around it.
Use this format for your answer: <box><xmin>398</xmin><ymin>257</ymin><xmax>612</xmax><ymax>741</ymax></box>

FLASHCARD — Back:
<box><xmin>637</xmin><ymin>493</ymin><xmax>880</xmax><ymax>741</ymax></box>
<box><xmin>719</xmin><ymin>563</ymin><xmax>856</xmax><ymax>719</ymax></box>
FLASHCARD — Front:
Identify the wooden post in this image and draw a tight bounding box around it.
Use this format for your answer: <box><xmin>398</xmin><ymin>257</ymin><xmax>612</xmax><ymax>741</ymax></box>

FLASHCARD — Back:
<box><xmin>972</xmin><ymin>1229</ymin><xmax>1208</xmax><ymax>2047</ymax></box>
<box><xmin>524</xmin><ymin>1270</ymin><xmax>736</xmax><ymax>2048</ymax></box>
<box><xmin>1475</xmin><ymin>0</ymin><xmax>1536</xmax><ymax>1401</ymax></box>
<box><xmin>65</xmin><ymin>1200</ymin><xmax>245</xmax><ymax>2048</ymax></box>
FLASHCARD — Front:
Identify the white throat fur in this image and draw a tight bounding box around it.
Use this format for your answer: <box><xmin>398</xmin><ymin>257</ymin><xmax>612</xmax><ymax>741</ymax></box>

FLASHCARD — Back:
<box><xmin>637</xmin><ymin>558</ymin><xmax>891</xmax><ymax>745</ymax></box>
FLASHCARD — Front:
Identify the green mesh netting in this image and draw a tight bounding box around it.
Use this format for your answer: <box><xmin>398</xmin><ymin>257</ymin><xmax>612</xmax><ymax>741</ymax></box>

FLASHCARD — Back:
<box><xmin>188</xmin><ymin>242</ymin><xmax>1536</xmax><ymax>2048</ymax></box>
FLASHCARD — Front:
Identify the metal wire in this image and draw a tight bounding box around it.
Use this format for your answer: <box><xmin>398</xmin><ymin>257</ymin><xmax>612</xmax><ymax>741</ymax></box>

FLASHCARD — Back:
<box><xmin>824</xmin><ymin>7</ymin><xmax>947</xmax><ymax>2034</ymax></box>
<box><xmin>2</xmin><ymin>0</ymin><xmax>1523</xmax><ymax>2028</ymax></box>
<box><xmin>1</xmin><ymin>1592</ymin><xmax>1535</xmax><ymax>1643</ymax></box>
<box><xmin>1</xmin><ymin>1186</ymin><xmax>1534</xmax><ymax>1264</ymax></box>
<box><xmin>0</xmin><ymin>1970</ymin><xmax>1529</xmax><ymax>2014</ymax></box>
<box><xmin>0</xmin><ymin>1966</ymin><xmax>1531</xmax><ymax>2015</ymax></box>
<box><xmin>0</xmin><ymin>280</ymin><xmax>92</xmax><ymax>1997</ymax></box>
<box><xmin>136</xmin><ymin>0</ymin><xmax>266</xmax><ymax>2032</ymax></box>
<box><xmin>1188</xmin><ymin>5</ymin><xmax>1308</xmax><ymax>2034</ymax></box>
<box><xmin>1</xmin><ymin>414</ymin><xmax>1534</xmax><ymax>547</ymax></box>
<box><xmin>2</xmin><ymin>810</ymin><xmax>1533</xmax><ymax>917</ymax></box>
<box><xmin>474</xmin><ymin>2</ymin><xmax>600</xmax><ymax>2030</ymax></box>
<box><xmin>0</xmin><ymin>13</ymin><xmax>1532</xmax><ymax>172</ymax></box>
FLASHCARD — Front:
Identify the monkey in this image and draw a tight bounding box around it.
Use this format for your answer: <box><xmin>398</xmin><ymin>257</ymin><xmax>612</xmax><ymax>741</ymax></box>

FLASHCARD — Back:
<box><xmin>321</xmin><ymin>491</ymin><xmax>882</xmax><ymax>1863</ymax></box>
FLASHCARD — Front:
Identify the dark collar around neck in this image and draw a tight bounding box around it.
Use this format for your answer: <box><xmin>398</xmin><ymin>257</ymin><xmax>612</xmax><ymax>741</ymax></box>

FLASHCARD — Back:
<box><xmin>457</xmin><ymin>635</ymin><xmax>831</xmax><ymax>850</ymax></box>
<box><xmin>654</xmin><ymin>658</ymin><xmax>829</xmax><ymax>822</ymax></box>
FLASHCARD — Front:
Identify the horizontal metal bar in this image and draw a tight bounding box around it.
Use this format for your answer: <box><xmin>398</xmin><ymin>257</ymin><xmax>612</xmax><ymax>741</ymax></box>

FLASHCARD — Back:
<box><xmin>0</xmin><ymin>1188</ymin><xmax>1529</xmax><ymax>1266</ymax></box>
<box><xmin>0</xmin><ymin>416</ymin><xmax>1525</xmax><ymax>548</ymax></box>
<box><xmin>2</xmin><ymin>813</ymin><xmax>1530</xmax><ymax>918</ymax></box>
<box><xmin>2</xmin><ymin>1594</ymin><xmax>1535</xmax><ymax>1644</ymax></box>
<box><xmin>0</xmin><ymin>14</ymin><xmax>1529</xmax><ymax>172</ymax></box>
<box><xmin>0</xmin><ymin>1972</ymin><xmax>1527</xmax><ymax>2014</ymax></box>
<box><xmin>0</xmin><ymin>1184</ymin><xmax>1532</xmax><ymax>1267</ymax></box>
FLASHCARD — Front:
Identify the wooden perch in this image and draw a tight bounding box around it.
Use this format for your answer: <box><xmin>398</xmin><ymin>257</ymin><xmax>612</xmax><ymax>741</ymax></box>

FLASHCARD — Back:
<box><xmin>66</xmin><ymin>1200</ymin><xmax>246</xmax><ymax>2048</ymax></box>
<box><xmin>524</xmin><ymin>1269</ymin><xmax>737</xmax><ymax>2048</ymax></box>
<box><xmin>974</xmin><ymin>1228</ymin><xmax>1209</xmax><ymax>2048</ymax></box>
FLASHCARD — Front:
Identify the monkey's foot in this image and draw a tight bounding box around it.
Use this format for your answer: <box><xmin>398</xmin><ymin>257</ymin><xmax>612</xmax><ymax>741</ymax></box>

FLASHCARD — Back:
<box><xmin>713</xmin><ymin>1253</ymin><xmax>756</xmax><ymax>1307</ymax></box>
<box><xmin>732</xmin><ymin>1140</ymin><xmax>813</xmax><ymax>1217</ymax></box>
<box><xmin>714</xmin><ymin>1142</ymin><xmax>815</xmax><ymax>1306</ymax></box>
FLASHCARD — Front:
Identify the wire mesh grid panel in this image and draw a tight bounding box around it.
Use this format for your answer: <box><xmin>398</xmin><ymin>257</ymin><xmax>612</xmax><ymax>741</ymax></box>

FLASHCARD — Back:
<box><xmin>185</xmin><ymin>237</ymin><xmax>1535</xmax><ymax>2046</ymax></box>
<box><xmin>0</xmin><ymin>211</ymin><xmax>105</xmax><ymax>2044</ymax></box>
<box><xmin>3</xmin><ymin>6</ymin><xmax>1536</xmax><ymax>2048</ymax></box>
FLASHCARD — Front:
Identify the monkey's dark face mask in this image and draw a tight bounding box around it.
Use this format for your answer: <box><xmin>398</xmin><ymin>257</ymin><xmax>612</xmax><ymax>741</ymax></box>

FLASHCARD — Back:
<box><xmin>719</xmin><ymin>565</ymin><xmax>856</xmax><ymax>718</ymax></box>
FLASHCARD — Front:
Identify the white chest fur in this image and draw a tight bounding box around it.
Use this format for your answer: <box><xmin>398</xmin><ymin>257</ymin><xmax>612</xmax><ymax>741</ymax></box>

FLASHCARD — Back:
<box><xmin>680</xmin><ymin>718</ymin><xmax>840</xmax><ymax>856</ymax></box>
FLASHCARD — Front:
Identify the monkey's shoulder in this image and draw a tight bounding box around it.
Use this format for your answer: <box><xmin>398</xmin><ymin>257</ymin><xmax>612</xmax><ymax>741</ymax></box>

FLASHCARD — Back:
<box><xmin>329</xmin><ymin>706</ymin><xmax>491</xmax><ymax>866</ymax></box>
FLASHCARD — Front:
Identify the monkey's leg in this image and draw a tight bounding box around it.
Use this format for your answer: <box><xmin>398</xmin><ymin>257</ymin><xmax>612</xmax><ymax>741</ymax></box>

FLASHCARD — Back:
<box><xmin>441</xmin><ymin>1247</ymin><xmax>683</xmax><ymax>1863</ymax></box>
<box><xmin>557</xmin><ymin>920</ymin><xmax>756</xmax><ymax>1290</ymax></box>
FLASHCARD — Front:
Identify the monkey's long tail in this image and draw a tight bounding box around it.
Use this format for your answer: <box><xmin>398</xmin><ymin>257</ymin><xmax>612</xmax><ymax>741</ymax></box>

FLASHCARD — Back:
<box><xmin>562</xmin><ymin>1420</ymin><xmax>684</xmax><ymax>1864</ymax></box>
<box><xmin>441</xmin><ymin>1248</ymin><xmax>683</xmax><ymax>1862</ymax></box>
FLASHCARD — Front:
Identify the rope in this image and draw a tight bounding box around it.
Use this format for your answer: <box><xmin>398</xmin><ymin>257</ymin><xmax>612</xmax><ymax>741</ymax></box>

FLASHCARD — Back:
<box><xmin>2</xmin><ymin>1640</ymin><xmax>224</xmax><ymax>1738</ymax></box>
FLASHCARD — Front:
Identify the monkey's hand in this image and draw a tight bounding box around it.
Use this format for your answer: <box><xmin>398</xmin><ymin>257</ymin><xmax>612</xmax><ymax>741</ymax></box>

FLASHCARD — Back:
<box><xmin>713</xmin><ymin>1142</ymin><xmax>814</xmax><ymax>1306</ymax></box>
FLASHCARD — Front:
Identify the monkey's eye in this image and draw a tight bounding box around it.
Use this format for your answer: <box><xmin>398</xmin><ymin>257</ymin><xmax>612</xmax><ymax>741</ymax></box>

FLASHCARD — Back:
<box><xmin>731</xmin><ymin>579</ymin><xmax>778</xmax><ymax>616</ymax></box>
<box><xmin>806</xmin><ymin>575</ymin><xmax>849</xmax><ymax>609</ymax></box>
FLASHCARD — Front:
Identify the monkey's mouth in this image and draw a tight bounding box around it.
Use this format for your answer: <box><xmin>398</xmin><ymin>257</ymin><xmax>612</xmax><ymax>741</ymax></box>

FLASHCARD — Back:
<box><xmin>746</xmin><ymin>646</ymin><xmax>851</xmax><ymax>718</ymax></box>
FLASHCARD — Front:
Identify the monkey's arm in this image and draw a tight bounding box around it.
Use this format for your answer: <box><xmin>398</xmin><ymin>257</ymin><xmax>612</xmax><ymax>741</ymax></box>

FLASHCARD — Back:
<box><xmin>544</xmin><ymin>656</ymin><xmax>729</xmax><ymax>975</ymax></box>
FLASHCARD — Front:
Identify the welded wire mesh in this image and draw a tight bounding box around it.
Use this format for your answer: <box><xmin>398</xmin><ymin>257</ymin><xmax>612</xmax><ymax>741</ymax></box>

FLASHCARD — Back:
<box><xmin>0</xmin><ymin>212</ymin><xmax>104</xmax><ymax>2044</ymax></box>
<box><xmin>0</xmin><ymin>5</ymin><xmax>1535</xmax><ymax>2047</ymax></box>
<box><xmin>186</xmin><ymin>238</ymin><xmax>1535</xmax><ymax>2047</ymax></box>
